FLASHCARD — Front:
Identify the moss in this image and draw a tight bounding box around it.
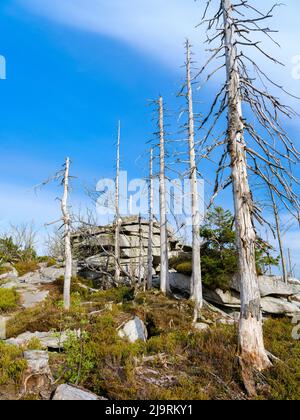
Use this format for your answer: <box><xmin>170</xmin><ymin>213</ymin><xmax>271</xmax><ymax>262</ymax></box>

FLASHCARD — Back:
<box><xmin>26</xmin><ymin>338</ymin><xmax>43</xmax><ymax>351</ymax></box>
<box><xmin>14</xmin><ymin>260</ymin><xmax>39</xmax><ymax>277</ymax></box>
<box><xmin>0</xmin><ymin>288</ymin><xmax>19</xmax><ymax>313</ymax></box>
<box><xmin>0</xmin><ymin>342</ymin><xmax>27</xmax><ymax>386</ymax></box>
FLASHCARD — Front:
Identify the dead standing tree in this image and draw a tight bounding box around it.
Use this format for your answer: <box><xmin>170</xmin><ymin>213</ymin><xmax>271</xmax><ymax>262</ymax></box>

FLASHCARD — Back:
<box><xmin>159</xmin><ymin>97</ymin><xmax>170</xmax><ymax>295</ymax></box>
<box><xmin>197</xmin><ymin>0</ymin><xmax>300</xmax><ymax>393</ymax></box>
<box><xmin>61</xmin><ymin>157</ymin><xmax>72</xmax><ymax>311</ymax></box>
<box><xmin>147</xmin><ymin>148</ymin><xmax>154</xmax><ymax>290</ymax></box>
<box><xmin>115</xmin><ymin>121</ymin><xmax>121</xmax><ymax>284</ymax></box>
<box><xmin>184</xmin><ymin>40</ymin><xmax>203</xmax><ymax>319</ymax></box>
<box><xmin>38</xmin><ymin>158</ymin><xmax>74</xmax><ymax>310</ymax></box>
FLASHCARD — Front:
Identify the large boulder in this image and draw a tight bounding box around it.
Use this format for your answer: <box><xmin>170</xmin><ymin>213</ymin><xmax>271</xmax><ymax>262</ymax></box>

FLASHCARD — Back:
<box><xmin>261</xmin><ymin>297</ymin><xmax>300</xmax><ymax>317</ymax></box>
<box><xmin>118</xmin><ymin>317</ymin><xmax>148</xmax><ymax>343</ymax></box>
<box><xmin>231</xmin><ymin>274</ymin><xmax>300</xmax><ymax>298</ymax></box>
<box><xmin>203</xmin><ymin>288</ymin><xmax>241</xmax><ymax>309</ymax></box>
<box><xmin>168</xmin><ymin>272</ymin><xmax>191</xmax><ymax>296</ymax></box>
<box><xmin>19</xmin><ymin>266</ymin><xmax>65</xmax><ymax>285</ymax></box>
<box><xmin>52</xmin><ymin>384</ymin><xmax>105</xmax><ymax>401</ymax></box>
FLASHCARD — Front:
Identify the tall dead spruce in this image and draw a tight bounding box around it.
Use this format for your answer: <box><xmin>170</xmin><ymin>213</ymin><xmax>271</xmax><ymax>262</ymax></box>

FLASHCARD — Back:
<box><xmin>197</xmin><ymin>0</ymin><xmax>300</xmax><ymax>394</ymax></box>
<box><xmin>147</xmin><ymin>148</ymin><xmax>154</xmax><ymax>290</ymax></box>
<box><xmin>114</xmin><ymin>121</ymin><xmax>121</xmax><ymax>284</ymax></box>
<box><xmin>61</xmin><ymin>157</ymin><xmax>72</xmax><ymax>311</ymax></box>
<box><xmin>184</xmin><ymin>40</ymin><xmax>203</xmax><ymax>319</ymax></box>
<box><xmin>158</xmin><ymin>96</ymin><xmax>169</xmax><ymax>294</ymax></box>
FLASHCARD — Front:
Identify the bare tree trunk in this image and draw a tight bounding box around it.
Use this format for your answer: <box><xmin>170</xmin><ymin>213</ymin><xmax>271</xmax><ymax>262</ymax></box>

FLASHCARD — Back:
<box><xmin>138</xmin><ymin>214</ymin><xmax>143</xmax><ymax>286</ymax></box>
<box><xmin>147</xmin><ymin>148</ymin><xmax>154</xmax><ymax>290</ymax></box>
<box><xmin>115</xmin><ymin>121</ymin><xmax>121</xmax><ymax>284</ymax></box>
<box><xmin>61</xmin><ymin>157</ymin><xmax>72</xmax><ymax>311</ymax></box>
<box><xmin>270</xmin><ymin>188</ymin><xmax>288</xmax><ymax>284</ymax></box>
<box><xmin>222</xmin><ymin>0</ymin><xmax>271</xmax><ymax>384</ymax></box>
<box><xmin>158</xmin><ymin>97</ymin><xmax>169</xmax><ymax>294</ymax></box>
<box><xmin>185</xmin><ymin>40</ymin><xmax>203</xmax><ymax>318</ymax></box>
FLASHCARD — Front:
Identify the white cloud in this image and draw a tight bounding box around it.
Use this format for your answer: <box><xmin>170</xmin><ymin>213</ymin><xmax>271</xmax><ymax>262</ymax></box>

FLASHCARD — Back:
<box><xmin>16</xmin><ymin>0</ymin><xmax>300</xmax><ymax>107</ymax></box>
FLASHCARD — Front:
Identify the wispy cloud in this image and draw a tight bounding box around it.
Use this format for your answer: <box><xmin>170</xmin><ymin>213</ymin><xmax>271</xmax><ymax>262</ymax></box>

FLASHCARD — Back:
<box><xmin>16</xmin><ymin>1</ymin><xmax>300</xmax><ymax>102</ymax></box>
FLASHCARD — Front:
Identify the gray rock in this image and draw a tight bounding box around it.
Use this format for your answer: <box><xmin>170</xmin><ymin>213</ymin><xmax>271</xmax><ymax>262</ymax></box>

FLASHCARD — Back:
<box><xmin>20</xmin><ymin>288</ymin><xmax>49</xmax><ymax>309</ymax></box>
<box><xmin>6</xmin><ymin>330</ymin><xmax>79</xmax><ymax>350</ymax></box>
<box><xmin>291</xmin><ymin>294</ymin><xmax>300</xmax><ymax>303</ymax></box>
<box><xmin>0</xmin><ymin>263</ymin><xmax>18</xmax><ymax>280</ymax></box>
<box><xmin>231</xmin><ymin>274</ymin><xmax>300</xmax><ymax>297</ymax></box>
<box><xmin>20</xmin><ymin>266</ymin><xmax>65</xmax><ymax>285</ymax></box>
<box><xmin>203</xmin><ymin>288</ymin><xmax>241</xmax><ymax>309</ymax></box>
<box><xmin>118</xmin><ymin>317</ymin><xmax>148</xmax><ymax>343</ymax></box>
<box><xmin>194</xmin><ymin>323</ymin><xmax>210</xmax><ymax>332</ymax></box>
<box><xmin>52</xmin><ymin>384</ymin><xmax>104</xmax><ymax>401</ymax></box>
<box><xmin>261</xmin><ymin>297</ymin><xmax>300</xmax><ymax>316</ymax></box>
<box><xmin>24</xmin><ymin>350</ymin><xmax>51</xmax><ymax>375</ymax></box>
<box><xmin>167</xmin><ymin>272</ymin><xmax>191</xmax><ymax>295</ymax></box>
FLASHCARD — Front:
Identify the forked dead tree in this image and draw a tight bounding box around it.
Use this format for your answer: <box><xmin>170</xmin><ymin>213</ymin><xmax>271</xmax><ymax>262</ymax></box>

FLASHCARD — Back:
<box><xmin>197</xmin><ymin>0</ymin><xmax>300</xmax><ymax>393</ymax></box>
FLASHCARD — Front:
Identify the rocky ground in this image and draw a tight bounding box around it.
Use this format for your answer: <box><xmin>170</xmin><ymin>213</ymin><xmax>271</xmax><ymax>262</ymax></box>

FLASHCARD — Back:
<box><xmin>1</xmin><ymin>264</ymin><xmax>300</xmax><ymax>400</ymax></box>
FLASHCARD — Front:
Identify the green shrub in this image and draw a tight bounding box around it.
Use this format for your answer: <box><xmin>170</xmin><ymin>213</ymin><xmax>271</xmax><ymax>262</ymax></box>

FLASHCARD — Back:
<box><xmin>14</xmin><ymin>260</ymin><xmax>39</xmax><ymax>277</ymax></box>
<box><xmin>0</xmin><ymin>342</ymin><xmax>27</xmax><ymax>386</ymax></box>
<box><xmin>0</xmin><ymin>289</ymin><xmax>19</xmax><ymax>312</ymax></box>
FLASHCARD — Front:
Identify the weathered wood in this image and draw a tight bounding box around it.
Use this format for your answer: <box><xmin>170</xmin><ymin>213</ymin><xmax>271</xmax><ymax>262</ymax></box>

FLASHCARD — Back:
<box><xmin>222</xmin><ymin>0</ymin><xmax>271</xmax><ymax>377</ymax></box>
<box><xmin>158</xmin><ymin>97</ymin><xmax>169</xmax><ymax>294</ymax></box>
<box><xmin>147</xmin><ymin>148</ymin><xmax>154</xmax><ymax>290</ymax></box>
<box><xmin>62</xmin><ymin>157</ymin><xmax>72</xmax><ymax>311</ymax></box>
<box><xmin>115</xmin><ymin>121</ymin><xmax>121</xmax><ymax>284</ymax></box>
<box><xmin>185</xmin><ymin>40</ymin><xmax>203</xmax><ymax>317</ymax></box>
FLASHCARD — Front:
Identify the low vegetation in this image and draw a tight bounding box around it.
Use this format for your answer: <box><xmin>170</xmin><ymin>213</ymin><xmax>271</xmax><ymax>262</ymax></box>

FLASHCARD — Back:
<box><xmin>0</xmin><ymin>289</ymin><xmax>19</xmax><ymax>313</ymax></box>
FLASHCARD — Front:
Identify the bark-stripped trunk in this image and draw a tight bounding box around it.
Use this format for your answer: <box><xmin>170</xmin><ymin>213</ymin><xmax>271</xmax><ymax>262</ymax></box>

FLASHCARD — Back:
<box><xmin>138</xmin><ymin>214</ymin><xmax>143</xmax><ymax>286</ymax></box>
<box><xmin>115</xmin><ymin>121</ymin><xmax>121</xmax><ymax>284</ymax></box>
<box><xmin>62</xmin><ymin>157</ymin><xmax>72</xmax><ymax>311</ymax></box>
<box><xmin>186</xmin><ymin>41</ymin><xmax>203</xmax><ymax>317</ymax></box>
<box><xmin>222</xmin><ymin>0</ymin><xmax>271</xmax><ymax>385</ymax></box>
<box><xmin>147</xmin><ymin>148</ymin><xmax>154</xmax><ymax>290</ymax></box>
<box><xmin>270</xmin><ymin>188</ymin><xmax>288</xmax><ymax>284</ymax></box>
<box><xmin>158</xmin><ymin>97</ymin><xmax>169</xmax><ymax>294</ymax></box>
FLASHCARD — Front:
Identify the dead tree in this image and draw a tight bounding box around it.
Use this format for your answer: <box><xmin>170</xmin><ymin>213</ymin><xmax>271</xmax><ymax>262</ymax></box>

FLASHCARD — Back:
<box><xmin>114</xmin><ymin>121</ymin><xmax>121</xmax><ymax>284</ymax></box>
<box><xmin>197</xmin><ymin>0</ymin><xmax>300</xmax><ymax>392</ymax></box>
<box><xmin>269</xmin><ymin>185</ymin><xmax>288</xmax><ymax>284</ymax></box>
<box><xmin>147</xmin><ymin>148</ymin><xmax>154</xmax><ymax>290</ymax></box>
<box><xmin>158</xmin><ymin>96</ymin><xmax>169</xmax><ymax>294</ymax></box>
<box><xmin>185</xmin><ymin>40</ymin><xmax>203</xmax><ymax>318</ymax></box>
<box><xmin>61</xmin><ymin>157</ymin><xmax>72</xmax><ymax>311</ymax></box>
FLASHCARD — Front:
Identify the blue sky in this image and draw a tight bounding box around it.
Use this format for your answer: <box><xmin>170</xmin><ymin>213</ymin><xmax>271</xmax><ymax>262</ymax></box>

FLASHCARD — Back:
<box><xmin>0</xmin><ymin>0</ymin><xmax>300</xmax><ymax>273</ymax></box>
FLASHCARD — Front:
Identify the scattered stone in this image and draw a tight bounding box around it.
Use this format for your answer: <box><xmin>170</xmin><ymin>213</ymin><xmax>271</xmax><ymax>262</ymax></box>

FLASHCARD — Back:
<box><xmin>52</xmin><ymin>384</ymin><xmax>105</xmax><ymax>401</ymax></box>
<box><xmin>22</xmin><ymin>351</ymin><xmax>53</xmax><ymax>399</ymax></box>
<box><xmin>194</xmin><ymin>322</ymin><xmax>210</xmax><ymax>332</ymax></box>
<box><xmin>118</xmin><ymin>317</ymin><xmax>148</xmax><ymax>343</ymax></box>
<box><xmin>6</xmin><ymin>330</ymin><xmax>79</xmax><ymax>350</ymax></box>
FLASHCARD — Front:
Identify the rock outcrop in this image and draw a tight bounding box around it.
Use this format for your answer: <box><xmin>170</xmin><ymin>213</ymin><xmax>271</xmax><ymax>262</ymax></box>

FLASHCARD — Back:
<box><xmin>72</xmin><ymin>216</ymin><xmax>191</xmax><ymax>287</ymax></box>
